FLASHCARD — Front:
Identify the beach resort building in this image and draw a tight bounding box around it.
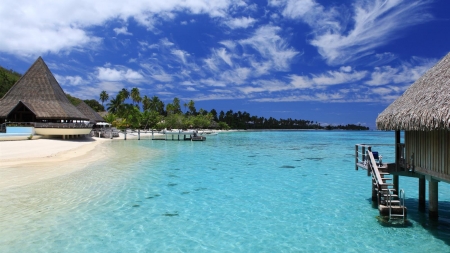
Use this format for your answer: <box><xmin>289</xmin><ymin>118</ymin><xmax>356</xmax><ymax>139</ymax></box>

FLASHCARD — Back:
<box><xmin>0</xmin><ymin>57</ymin><xmax>93</xmax><ymax>139</ymax></box>
<box><xmin>356</xmin><ymin>52</ymin><xmax>450</xmax><ymax>221</ymax></box>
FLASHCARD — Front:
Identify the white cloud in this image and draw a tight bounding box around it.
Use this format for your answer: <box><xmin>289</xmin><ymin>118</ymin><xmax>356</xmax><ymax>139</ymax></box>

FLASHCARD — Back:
<box><xmin>311</xmin><ymin>70</ymin><xmax>367</xmax><ymax>87</ymax></box>
<box><xmin>216</xmin><ymin>48</ymin><xmax>233</xmax><ymax>67</ymax></box>
<box><xmin>224</xmin><ymin>16</ymin><xmax>256</xmax><ymax>29</ymax></box>
<box><xmin>113</xmin><ymin>26</ymin><xmax>132</xmax><ymax>36</ymax></box>
<box><xmin>171</xmin><ymin>49</ymin><xmax>190</xmax><ymax>65</ymax></box>
<box><xmin>365</xmin><ymin>58</ymin><xmax>436</xmax><ymax>86</ymax></box>
<box><xmin>272</xmin><ymin>0</ymin><xmax>433</xmax><ymax>65</ymax></box>
<box><xmin>239</xmin><ymin>25</ymin><xmax>300</xmax><ymax>71</ymax></box>
<box><xmin>269</xmin><ymin>0</ymin><xmax>318</xmax><ymax>19</ymax></box>
<box><xmin>340</xmin><ymin>66</ymin><xmax>352</xmax><ymax>72</ymax></box>
<box><xmin>55</xmin><ymin>74</ymin><xmax>86</xmax><ymax>86</ymax></box>
<box><xmin>0</xmin><ymin>0</ymin><xmax>247</xmax><ymax>57</ymax></box>
<box><xmin>97</xmin><ymin>67</ymin><xmax>144</xmax><ymax>82</ymax></box>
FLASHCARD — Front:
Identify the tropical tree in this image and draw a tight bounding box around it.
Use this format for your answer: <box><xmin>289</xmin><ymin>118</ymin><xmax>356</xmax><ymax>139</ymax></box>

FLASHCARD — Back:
<box><xmin>172</xmin><ymin>97</ymin><xmax>181</xmax><ymax>114</ymax></box>
<box><xmin>84</xmin><ymin>99</ymin><xmax>105</xmax><ymax>112</ymax></box>
<box><xmin>106</xmin><ymin>95</ymin><xmax>123</xmax><ymax>115</ymax></box>
<box><xmin>188</xmin><ymin>100</ymin><xmax>196</xmax><ymax>115</ymax></box>
<box><xmin>118</xmin><ymin>88</ymin><xmax>130</xmax><ymax>103</ymax></box>
<box><xmin>130</xmin><ymin>87</ymin><xmax>141</xmax><ymax>107</ymax></box>
<box><xmin>99</xmin><ymin>90</ymin><xmax>109</xmax><ymax>106</ymax></box>
<box><xmin>183</xmin><ymin>102</ymin><xmax>188</xmax><ymax>114</ymax></box>
<box><xmin>149</xmin><ymin>95</ymin><xmax>165</xmax><ymax>115</ymax></box>
<box><xmin>103</xmin><ymin>113</ymin><xmax>117</xmax><ymax>124</ymax></box>
<box><xmin>142</xmin><ymin>95</ymin><xmax>151</xmax><ymax>111</ymax></box>
<box><xmin>166</xmin><ymin>103</ymin><xmax>175</xmax><ymax>116</ymax></box>
<box><xmin>142</xmin><ymin>110</ymin><xmax>163</xmax><ymax>129</ymax></box>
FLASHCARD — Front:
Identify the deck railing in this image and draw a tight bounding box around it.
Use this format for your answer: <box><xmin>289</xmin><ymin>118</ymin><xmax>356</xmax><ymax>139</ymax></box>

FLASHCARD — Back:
<box><xmin>355</xmin><ymin>143</ymin><xmax>406</xmax><ymax>171</ymax></box>
<box><xmin>5</xmin><ymin>122</ymin><xmax>93</xmax><ymax>129</ymax></box>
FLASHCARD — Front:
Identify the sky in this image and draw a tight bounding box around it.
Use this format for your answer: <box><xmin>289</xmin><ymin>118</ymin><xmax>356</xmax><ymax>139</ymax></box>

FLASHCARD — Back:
<box><xmin>0</xmin><ymin>0</ymin><xmax>449</xmax><ymax>129</ymax></box>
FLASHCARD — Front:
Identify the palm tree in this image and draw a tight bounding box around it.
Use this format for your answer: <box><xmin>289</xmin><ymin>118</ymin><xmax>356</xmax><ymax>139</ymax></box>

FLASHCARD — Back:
<box><xmin>183</xmin><ymin>102</ymin><xmax>188</xmax><ymax>114</ymax></box>
<box><xmin>99</xmin><ymin>90</ymin><xmax>109</xmax><ymax>106</ymax></box>
<box><xmin>142</xmin><ymin>95</ymin><xmax>151</xmax><ymax>111</ymax></box>
<box><xmin>149</xmin><ymin>95</ymin><xmax>165</xmax><ymax>115</ymax></box>
<box><xmin>188</xmin><ymin>100</ymin><xmax>196</xmax><ymax>115</ymax></box>
<box><xmin>130</xmin><ymin>87</ymin><xmax>141</xmax><ymax>108</ymax></box>
<box><xmin>118</xmin><ymin>88</ymin><xmax>130</xmax><ymax>103</ymax></box>
<box><xmin>106</xmin><ymin>95</ymin><xmax>122</xmax><ymax>115</ymax></box>
<box><xmin>172</xmin><ymin>97</ymin><xmax>181</xmax><ymax>114</ymax></box>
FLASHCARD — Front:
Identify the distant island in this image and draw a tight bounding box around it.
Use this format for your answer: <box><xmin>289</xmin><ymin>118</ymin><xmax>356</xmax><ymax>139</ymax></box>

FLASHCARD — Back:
<box><xmin>0</xmin><ymin>66</ymin><xmax>368</xmax><ymax>131</ymax></box>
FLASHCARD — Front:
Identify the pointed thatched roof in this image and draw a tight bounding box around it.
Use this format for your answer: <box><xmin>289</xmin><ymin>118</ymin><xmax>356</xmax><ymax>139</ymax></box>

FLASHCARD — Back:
<box><xmin>0</xmin><ymin>57</ymin><xmax>88</xmax><ymax>120</ymax></box>
<box><xmin>376</xmin><ymin>52</ymin><xmax>450</xmax><ymax>131</ymax></box>
<box><xmin>76</xmin><ymin>101</ymin><xmax>105</xmax><ymax>123</ymax></box>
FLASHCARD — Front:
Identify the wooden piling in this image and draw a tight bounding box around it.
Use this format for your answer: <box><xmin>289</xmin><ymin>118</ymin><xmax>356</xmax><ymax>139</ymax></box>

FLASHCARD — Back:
<box><xmin>429</xmin><ymin>177</ymin><xmax>438</xmax><ymax>219</ymax></box>
<box><xmin>419</xmin><ymin>177</ymin><xmax>426</xmax><ymax>211</ymax></box>
<box><xmin>393</xmin><ymin>175</ymin><xmax>399</xmax><ymax>193</ymax></box>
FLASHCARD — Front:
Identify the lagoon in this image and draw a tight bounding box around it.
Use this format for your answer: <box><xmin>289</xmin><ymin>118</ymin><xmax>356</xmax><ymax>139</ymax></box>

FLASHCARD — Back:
<box><xmin>1</xmin><ymin>131</ymin><xmax>450</xmax><ymax>252</ymax></box>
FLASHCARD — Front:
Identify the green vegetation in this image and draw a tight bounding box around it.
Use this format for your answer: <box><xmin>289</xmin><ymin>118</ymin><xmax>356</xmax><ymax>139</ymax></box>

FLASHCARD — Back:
<box><xmin>66</xmin><ymin>94</ymin><xmax>105</xmax><ymax>111</ymax></box>
<box><xmin>99</xmin><ymin>87</ymin><xmax>369</xmax><ymax>131</ymax></box>
<box><xmin>0</xmin><ymin>66</ymin><xmax>22</xmax><ymax>98</ymax></box>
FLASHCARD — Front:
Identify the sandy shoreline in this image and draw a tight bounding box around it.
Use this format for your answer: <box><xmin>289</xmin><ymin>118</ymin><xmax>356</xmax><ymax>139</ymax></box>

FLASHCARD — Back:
<box><xmin>0</xmin><ymin>137</ymin><xmax>113</xmax><ymax>190</ymax></box>
<box><xmin>0</xmin><ymin>131</ymin><xmax>227</xmax><ymax>190</ymax></box>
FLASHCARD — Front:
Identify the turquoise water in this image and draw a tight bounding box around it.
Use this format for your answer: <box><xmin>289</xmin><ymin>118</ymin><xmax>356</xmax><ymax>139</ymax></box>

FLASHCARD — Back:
<box><xmin>1</xmin><ymin>131</ymin><xmax>450</xmax><ymax>252</ymax></box>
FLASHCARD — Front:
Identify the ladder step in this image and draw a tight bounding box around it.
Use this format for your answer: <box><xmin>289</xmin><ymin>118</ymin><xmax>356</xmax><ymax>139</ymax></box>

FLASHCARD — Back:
<box><xmin>381</xmin><ymin>178</ymin><xmax>392</xmax><ymax>181</ymax></box>
<box><xmin>386</xmin><ymin>200</ymin><xmax>401</xmax><ymax>204</ymax></box>
<box><xmin>382</xmin><ymin>194</ymin><xmax>398</xmax><ymax>198</ymax></box>
<box><xmin>390</xmin><ymin>214</ymin><xmax>405</xmax><ymax>217</ymax></box>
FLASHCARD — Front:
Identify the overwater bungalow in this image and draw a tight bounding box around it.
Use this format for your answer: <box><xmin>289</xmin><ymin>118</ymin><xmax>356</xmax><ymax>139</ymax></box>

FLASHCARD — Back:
<box><xmin>0</xmin><ymin>57</ymin><xmax>93</xmax><ymax>139</ymax></box>
<box><xmin>355</xmin><ymin>52</ymin><xmax>450</xmax><ymax>221</ymax></box>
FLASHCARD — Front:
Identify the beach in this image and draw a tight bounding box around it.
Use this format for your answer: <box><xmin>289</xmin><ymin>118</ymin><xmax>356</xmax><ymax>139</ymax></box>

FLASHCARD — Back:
<box><xmin>0</xmin><ymin>131</ymin><xmax>168</xmax><ymax>190</ymax></box>
<box><xmin>0</xmin><ymin>137</ymin><xmax>110</xmax><ymax>190</ymax></box>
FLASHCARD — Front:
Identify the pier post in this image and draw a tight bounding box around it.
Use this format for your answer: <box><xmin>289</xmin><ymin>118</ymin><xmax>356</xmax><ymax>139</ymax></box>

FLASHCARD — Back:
<box><xmin>367</xmin><ymin>146</ymin><xmax>371</xmax><ymax>177</ymax></box>
<box><xmin>393</xmin><ymin>175</ymin><xmax>399</xmax><ymax>193</ymax></box>
<box><xmin>355</xmin><ymin>145</ymin><xmax>358</xmax><ymax>170</ymax></box>
<box><xmin>152</xmin><ymin>129</ymin><xmax>154</xmax><ymax>140</ymax></box>
<box><xmin>429</xmin><ymin>177</ymin><xmax>438</xmax><ymax>219</ymax></box>
<box><xmin>110</xmin><ymin>129</ymin><xmax>113</xmax><ymax>139</ymax></box>
<box><xmin>138</xmin><ymin>129</ymin><xmax>140</xmax><ymax>140</ymax></box>
<box><xmin>395</xmin><ymin>130</ymin><xmax>400</xmax><ymax>171</ymax></box>
<box><xmin>419</xmin><ymin>177</ymin><xmax>426</xmax><ymax>211</ymax></box>
<box><xmin>372</xmin><ymin>179</ymin><xmax>377</xmax><ymax>203</ymax></box>
<box><xmin>124</xmin><ymin>131</ymin><xmax>127</xmax><ymax>140</ymax></box>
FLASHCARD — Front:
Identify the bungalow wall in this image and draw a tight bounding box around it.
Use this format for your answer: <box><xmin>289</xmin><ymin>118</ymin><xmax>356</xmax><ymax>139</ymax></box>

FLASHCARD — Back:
<box><xmin>405</xmin><ymin>130</ymin><xmax>450</xmax><ymax>182</ymax></box>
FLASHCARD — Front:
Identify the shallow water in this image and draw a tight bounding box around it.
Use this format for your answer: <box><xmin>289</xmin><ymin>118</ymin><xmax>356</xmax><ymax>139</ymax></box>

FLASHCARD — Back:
<box><xmin>1</xmin><ymin>131</ymin><xmax>450</xmax><ymax>252</ymax></box>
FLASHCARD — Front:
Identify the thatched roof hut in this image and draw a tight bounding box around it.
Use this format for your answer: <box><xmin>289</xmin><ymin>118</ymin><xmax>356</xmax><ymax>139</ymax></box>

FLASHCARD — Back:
<box><xmin>376</xmin><ymin>52</ymin><xmax>450</xmax><ymax>131</ymax></box>
<box><xmin>0</xmin><ymin>57</ymin><xmax>88</xmax><ymax>122</ymax></box>
<box><xmin>76</xmin><ymin>101</ymin><xmax>105</xmax><ymax>124</ymax></box>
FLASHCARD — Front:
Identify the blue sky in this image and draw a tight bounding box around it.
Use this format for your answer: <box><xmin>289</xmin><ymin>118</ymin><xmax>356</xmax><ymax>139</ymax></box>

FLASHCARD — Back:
<box><xmin>1</xmin><ymin>0</ymin><xmax>449</xmax><ymax>129</ymax></box>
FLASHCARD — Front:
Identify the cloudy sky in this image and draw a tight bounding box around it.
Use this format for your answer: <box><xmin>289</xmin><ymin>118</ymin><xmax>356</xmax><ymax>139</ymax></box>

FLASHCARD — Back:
<box><xmin>1</xmin><ymin>0</ymin><xmax>449</xmax><ymax>128</ymax></box>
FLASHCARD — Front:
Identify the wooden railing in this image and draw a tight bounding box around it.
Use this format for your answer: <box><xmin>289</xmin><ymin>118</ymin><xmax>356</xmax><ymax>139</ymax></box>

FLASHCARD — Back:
<box><xmin>5</xmin><ymin>122</ymin><xmax>93</xmax><ymax>129</ymax></box>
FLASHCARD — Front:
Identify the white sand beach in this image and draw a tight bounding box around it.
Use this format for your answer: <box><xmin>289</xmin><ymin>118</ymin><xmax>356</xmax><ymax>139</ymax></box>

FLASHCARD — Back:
<box><xmin>0</xmin><ymin>137</ymin><xmax>111</xmax><ymax>190</ymax></box>
<box><xmin>0</xmin><ymin>130</ymin><xmax>219</xmax><ymax>190</ymax></box>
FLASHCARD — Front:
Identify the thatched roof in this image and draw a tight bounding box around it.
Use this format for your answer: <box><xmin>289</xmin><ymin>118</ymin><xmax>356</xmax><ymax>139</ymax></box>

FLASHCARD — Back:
<box><xmin>376</xmin><ymin>52</ymin><xmax>450</xmax><ymax>131</ymax></box>
<box><xmin>0</xmin><ymin>57</ymin><xmax>88</xmax><ymax>120</ymax></box>
<box><xmin>76</xmin><ymin>101</ymin><xmax>105</xmax><ymax>123</ymax></box>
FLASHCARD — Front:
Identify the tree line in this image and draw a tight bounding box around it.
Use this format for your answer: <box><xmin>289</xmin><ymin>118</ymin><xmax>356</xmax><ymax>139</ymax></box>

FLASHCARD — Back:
<box><xmin>96</xmin><ymin>88</ymin><xmax>369</xmax><ymax>130</ymax></box>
